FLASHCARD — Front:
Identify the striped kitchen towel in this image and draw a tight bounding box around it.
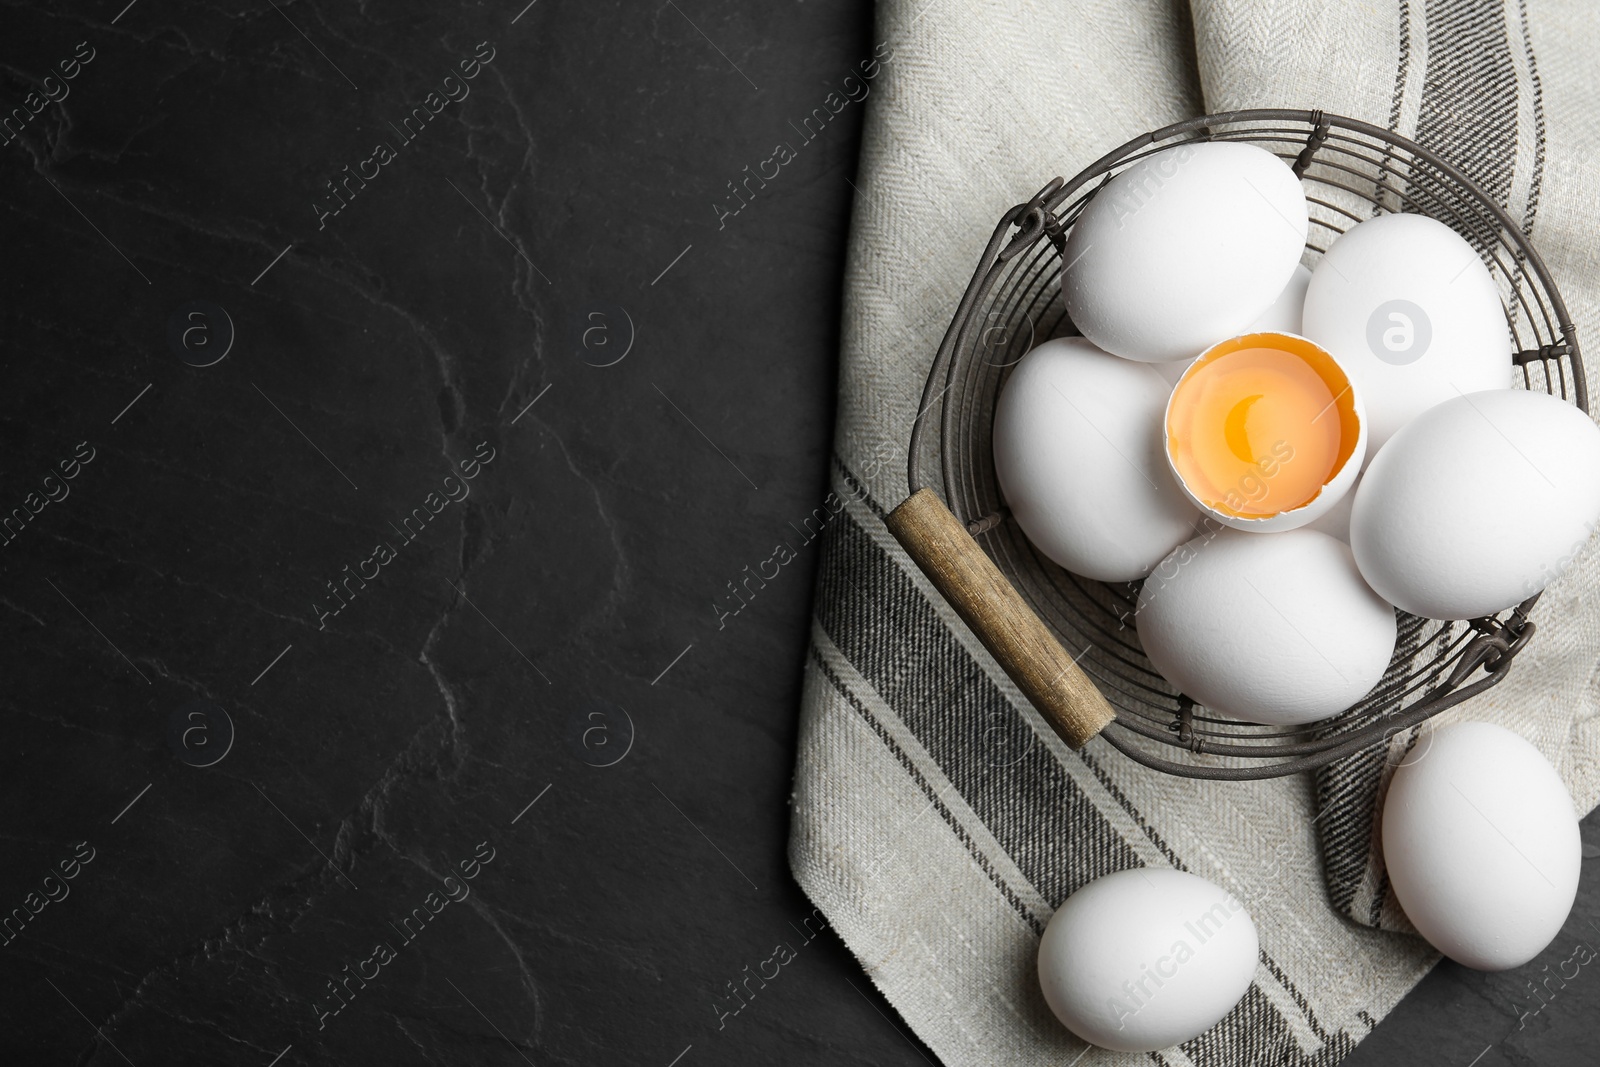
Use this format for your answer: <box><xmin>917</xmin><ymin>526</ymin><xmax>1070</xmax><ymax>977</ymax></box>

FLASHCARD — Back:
<box><xmin>788</xmin><ymin>1</ymin><xmax>1600</xmax><ymax>1064</ymax></box>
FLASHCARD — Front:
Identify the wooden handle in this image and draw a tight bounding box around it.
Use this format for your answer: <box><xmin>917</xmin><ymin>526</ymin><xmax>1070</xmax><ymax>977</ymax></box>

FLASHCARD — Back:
<box><xmin>886</xmin><ymin>488</ymin><xmax>1116</xmax><ymax>749</ymax></box>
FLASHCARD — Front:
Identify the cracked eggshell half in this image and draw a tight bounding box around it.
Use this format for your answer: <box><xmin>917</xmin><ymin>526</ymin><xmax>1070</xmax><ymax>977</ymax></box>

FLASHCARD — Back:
<box><xmin>1165</xmin><ymin>332</ymin><xmax>1366</xmax><ymax>532</ymax></box>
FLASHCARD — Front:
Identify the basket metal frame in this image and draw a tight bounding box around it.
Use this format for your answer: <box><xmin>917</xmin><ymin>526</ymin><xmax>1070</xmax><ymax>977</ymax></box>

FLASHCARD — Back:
<box><xmin>905</xmin><ymin>108</ymin><xmax>1586</xmax><ymax>780</ymax></box>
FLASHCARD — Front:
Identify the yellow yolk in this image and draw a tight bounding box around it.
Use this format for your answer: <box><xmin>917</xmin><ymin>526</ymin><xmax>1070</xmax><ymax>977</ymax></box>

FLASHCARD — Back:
<box><xmin>1167</xmin><ymin>333</ymin><xmax>1360</xmax><ymax>519</ymax></box>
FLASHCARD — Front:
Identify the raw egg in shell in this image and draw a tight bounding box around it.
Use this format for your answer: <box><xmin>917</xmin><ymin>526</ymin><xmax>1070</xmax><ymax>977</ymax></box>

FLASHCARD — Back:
<box><xmin>1165</xmin><ymin>332</ymin><xmax>1365</xmax><ymax>532</ymax></box>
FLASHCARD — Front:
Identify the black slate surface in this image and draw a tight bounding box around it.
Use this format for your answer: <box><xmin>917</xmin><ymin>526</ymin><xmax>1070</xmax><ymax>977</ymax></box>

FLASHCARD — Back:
<box><xmin>1</xmin><ymin>2</ymin><xmax>1598</xmax><ymax>1065</ymax></box>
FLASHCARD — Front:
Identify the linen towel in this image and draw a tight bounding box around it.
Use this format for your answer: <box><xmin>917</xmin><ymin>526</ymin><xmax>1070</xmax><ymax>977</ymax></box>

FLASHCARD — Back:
<box><xmin>788</xmin><ymin>1</ymin><xmax>1600</xmax><ymax>1064</ymax></box>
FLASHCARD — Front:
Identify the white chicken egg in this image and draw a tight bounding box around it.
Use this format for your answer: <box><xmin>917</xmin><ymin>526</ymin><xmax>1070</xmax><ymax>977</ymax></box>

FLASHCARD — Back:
<box><xmin>1164</xmin><ymin>332</ymin><xmax>1366</xmax><ymax>533</ymax></box>
<box><xmin>1063</xmin><ymin>142</ymin><xmax>1308</xmax><ymax>363</ymax></box>
<box><xmin>993</xmin><ymin>338</ymin><xmax>1200</xmax><ymax>581</ymax></box>
<box><xmin>1155</xmin><ymin>264</ymin><xmax>1312</xmax><ymax>386</ymax></box>
<box><xmin>1038</xmin><ymin>868</ymin><xmax>1258</xmax><ymax>1052</ymax></box>
<box><xmin>1302</xmin><ymin>213</ymin><xmax>1512</xmax><ymax>454</ymax></box>
<box><xmin>1350</xmin><ymin>388</ymin><xmax>1600</xmax><ymax>619</ymax></box>
<box><xmin>1136</xmin><ymin>528</ymin><xmax>1396</xmax><ymax>725</ymax></box>
<box><xmin>1247</xmin><ymin>262</ymin><xmax>1312</xmax><ymax>335</ymax></box>
<box><xmin>1382</xmin><ymin>721</ymin><xmax>1580</xmax><ymax>970</ymax></box>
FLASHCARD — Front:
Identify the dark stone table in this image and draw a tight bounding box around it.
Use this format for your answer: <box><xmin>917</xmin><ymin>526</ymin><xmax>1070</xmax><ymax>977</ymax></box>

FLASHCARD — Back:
<box><xmin>1</xmin><ymin>2</ymin><xmax>1594</xmax><ymax>1064</ymax></box>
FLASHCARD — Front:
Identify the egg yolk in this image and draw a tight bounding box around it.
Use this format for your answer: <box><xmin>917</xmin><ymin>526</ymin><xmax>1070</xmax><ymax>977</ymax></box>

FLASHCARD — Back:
<box><xmin>1167</xmin><ymin>333</ymin><xmax>1360</xmax><ymax>519</ymax></box>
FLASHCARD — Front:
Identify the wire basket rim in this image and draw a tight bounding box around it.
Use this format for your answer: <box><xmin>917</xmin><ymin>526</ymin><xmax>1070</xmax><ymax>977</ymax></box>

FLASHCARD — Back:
<box><xmin>903</xmin><ymin>107</ymin><xmax>1586</xmax><ymax>779</ymax></box>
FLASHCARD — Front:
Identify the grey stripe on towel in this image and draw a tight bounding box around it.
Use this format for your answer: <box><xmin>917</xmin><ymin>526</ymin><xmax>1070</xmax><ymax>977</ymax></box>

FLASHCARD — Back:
<box><xmin>816</xmin><ymin>461</ymin><xmax>1359</xmax><ymax>1065</ymax></box>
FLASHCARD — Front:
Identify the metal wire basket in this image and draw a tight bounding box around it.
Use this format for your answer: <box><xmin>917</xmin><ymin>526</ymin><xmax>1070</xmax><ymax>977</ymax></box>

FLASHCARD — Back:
<box><xmin>890</xmin><ymin>108</ymin><xmax>1586</xmax><ymax>780</ymax></box>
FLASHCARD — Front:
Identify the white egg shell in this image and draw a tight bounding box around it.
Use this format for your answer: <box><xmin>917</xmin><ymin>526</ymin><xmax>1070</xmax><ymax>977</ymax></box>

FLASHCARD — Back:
<box><xmin>1063</xmin><ymin>142</ymin><xmax>1308</xmax><ymax>363</ymax></box>
<box><xmin>1382</xmin><ymin>721</ymin><xmax>1580</xmax><ymax>970</ymax></box>
<box><xmin>1038</xmin><ymin>868</ymin><xmax>1258</xmax><ymax>1052</ymax></box>
<box><xmin>1165</xmin><ymin>333</ymin><xmax>1368</xmax><ymax>534</ymax></box>
<box><xmin>1302</xmin><ymin>213</ymin><xmax>1512</xmax><ymax>454</ymax></box>
<box><xmin>994</xmin><ymin>338</ymin><xmax>1200</xmax><ymax>581</ymax></box>
<box><xmin>1247</xmin><ymin>263</ymin><xmax>1312</xmax><ymax>335</ymax></box>
<box><xmin>1137</xmin><ymin>528</ymin><xmax>1396</xmax><ymax>725</ymax></box>
<box><xmin>1351</xmin><ymin>389</ymin><xmax>1600</xmax><ymax>619</ymax></box>
<box><xmin>1153</xmin><ymin>265</ymin><xmax>1313</xmax><ymax>386</ymax></box>
<box><xmin>1192</xmin><ymin>441</ymin><xmax>1362</xmax><ymax>533</ymax></box>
